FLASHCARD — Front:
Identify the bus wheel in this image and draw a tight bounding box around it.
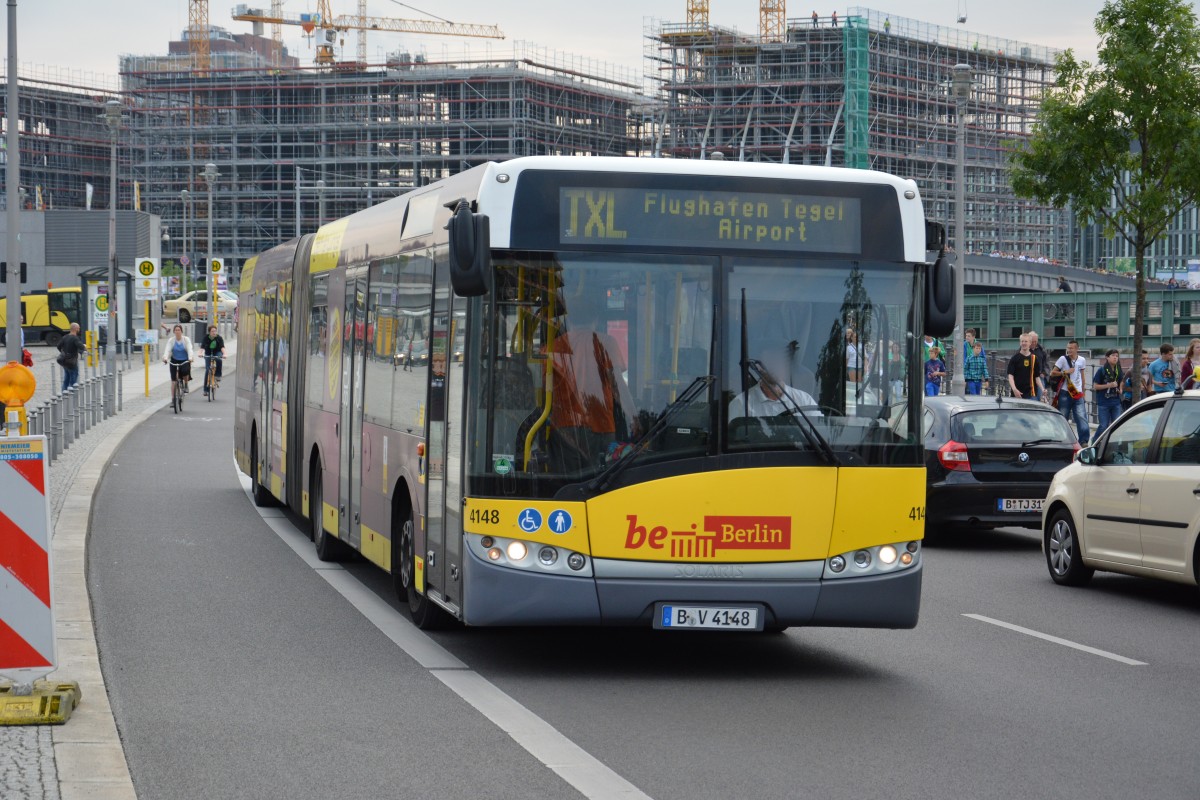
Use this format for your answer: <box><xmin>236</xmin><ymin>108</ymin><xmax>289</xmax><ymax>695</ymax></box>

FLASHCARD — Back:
<box><xmin>312</xmin><ymin>463</ymin><xmax>344</xmax><ymax>561</ymax></box>
<box><xmin>395</xmin><ymin>511</ymin><xmax>449</xmax><ymax>630</ymax></box>
<box><xmin>44</xmin><ymin>330</ymin><xmax>62</xmax><ymax>348</ymax></box>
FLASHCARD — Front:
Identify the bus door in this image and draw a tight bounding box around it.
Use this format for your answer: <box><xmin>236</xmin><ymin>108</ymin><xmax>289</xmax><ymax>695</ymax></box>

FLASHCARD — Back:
<box><xmin>338</xmin><ymin>269</ymin><xmax>368</xmax><ymax>550</ymax></box>
<box><xmin>256</xmin><ymin>288</ymin><xmax>278</xmax><ymax>488</ymax></box>
<box><xmin>424</xmin><ymin>258</ymin><xmax>461</xmax><ymax>609</ymax></box>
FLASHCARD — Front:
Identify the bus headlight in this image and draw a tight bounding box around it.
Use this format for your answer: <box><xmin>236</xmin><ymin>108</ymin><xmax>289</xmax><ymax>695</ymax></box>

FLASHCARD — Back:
<box><xmin>825</xmin><ymin>541</ymin><xmax>920</xmax><ymax>579</ymax></box>
<box><xmin>467</xmin><ymin>533</ymin><xmax>592</xmax><ymax>577</ymax></box>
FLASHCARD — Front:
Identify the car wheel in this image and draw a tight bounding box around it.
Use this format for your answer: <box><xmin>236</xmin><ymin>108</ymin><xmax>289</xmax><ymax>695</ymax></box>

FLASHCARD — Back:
<box><xmin>179</xmin><ymin>308</ymin><xmax>191</xmax><ymax>323</ymax></box>
<box><xmin>1045</xmin><ymin>509</ymin><xmax>1094</xmax><ymax>586</ymax></box>
<box><xmin>394</xmin><ymin>511</ymin><xmax>450</xmax><ymax>629</ymax></box>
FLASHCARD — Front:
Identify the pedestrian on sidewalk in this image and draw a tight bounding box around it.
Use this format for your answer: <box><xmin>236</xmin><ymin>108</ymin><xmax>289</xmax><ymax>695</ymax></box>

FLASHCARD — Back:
<box><xmin>1006</xmin><ymin>333</ymin><xmax>1044</xmax><ymax>400</ymax></box>
<box><xmin>57</xmin><ymin>322</ymin><xmax>85</xmax><ymax>392</ymax></box>
<box><xmin>963</xmin><ymin>340</ymin><xmax>989</xmax><ymax>395</ymax></box>
<box><xmin>1093</xmin><ymin>349</ymin><xmax>1123</xmax><ymax>441</ymax></box>
<box><xmin>924</xmin><ymin>345</ymin><xmax>946</xmax><ymax>397</ymax></box>
<box><xmin>1050</xmin><ymin>339</ymin><xmax>1089</xmax><ymax>444</ymax></box>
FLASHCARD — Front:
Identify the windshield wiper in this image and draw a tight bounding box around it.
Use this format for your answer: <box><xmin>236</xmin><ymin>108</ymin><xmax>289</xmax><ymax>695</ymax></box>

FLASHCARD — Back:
<box><xmin>1021</xmin><ymin>438</ymin><xmax>1060</xmax><ymax>447</ymax></box>
<box><xmin>745</xmin><ymin>359</ymin><xmax>839</xmax><ymax>466</ymax></box>
<box><xmin>587</xmin><ymin>375</ymin><xmax>715</xmax><ymax>493</ymax></box>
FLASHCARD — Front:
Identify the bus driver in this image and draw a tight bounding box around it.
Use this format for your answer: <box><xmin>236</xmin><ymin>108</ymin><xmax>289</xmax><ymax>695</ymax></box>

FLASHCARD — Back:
<box><xmin>729</xmin><ymin>348</ymin><xmax>821</xmax><ymax>419</ymax></box>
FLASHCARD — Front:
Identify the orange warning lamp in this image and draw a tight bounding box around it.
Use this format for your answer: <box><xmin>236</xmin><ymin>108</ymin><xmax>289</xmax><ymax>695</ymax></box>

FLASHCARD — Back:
<box><xmin>0</xmin><ymin>362</ymin><xmax>35</xmax><ymax>435</ymax></box>
<box><xmin>0</xmin><ymin>362</ymin><xmax>36</xmax><ymax>407</ymax></box>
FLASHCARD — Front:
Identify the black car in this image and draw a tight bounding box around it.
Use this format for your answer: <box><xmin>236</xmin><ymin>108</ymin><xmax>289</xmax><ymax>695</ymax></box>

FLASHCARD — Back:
<box><xmin>923</xmin><ymin>395</ymin><xmax>1079</xmax><ymax>535</ymax></box>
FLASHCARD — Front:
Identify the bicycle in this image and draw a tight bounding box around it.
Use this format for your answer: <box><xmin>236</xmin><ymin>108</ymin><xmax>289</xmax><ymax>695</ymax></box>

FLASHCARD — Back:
<box><xmin>167</xmin><ymin>357</ymin><xmax>192</xmax><ymax>414</ymax></box>
<box><xmin>203</xmin><ymin>355</ymin><xmax>223</xmax><ymax>402</ymax></box>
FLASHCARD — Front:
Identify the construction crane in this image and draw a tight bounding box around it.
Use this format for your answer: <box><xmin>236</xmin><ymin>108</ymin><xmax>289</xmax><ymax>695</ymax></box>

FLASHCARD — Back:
<box><xmin>686</xmin><ymin>0</ymin><xmax>709</xmax><ymax>29</ymax></box>
<box><xmin>231</xmin><ymin>1</ymin><xmax>504</xmax><ymax>65</ymax></box>
<box><xmin>760</xmin><ymin>0</ymin><xmax>785</xmax><ymax>41</ymax></box>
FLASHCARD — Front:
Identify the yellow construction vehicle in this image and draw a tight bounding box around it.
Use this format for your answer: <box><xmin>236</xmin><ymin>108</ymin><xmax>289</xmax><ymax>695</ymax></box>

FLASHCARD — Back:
<box><xmin>0</xmin><ymin>287</ymin><xmax>83</xmax><ymax>347</ymax></box>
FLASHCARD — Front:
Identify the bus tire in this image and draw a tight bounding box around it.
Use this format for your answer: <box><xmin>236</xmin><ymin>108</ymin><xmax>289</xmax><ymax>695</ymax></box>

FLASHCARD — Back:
<box><xmin>251</xmin><ymin>435</ymin><xmax>273</xmax><ymax>508</ymax></box>
<box><xmin>44</xmin><ymin>330</ymin><xmax>62</xmax><ymax>348</ymax></box>
<box><xmin>312</xmin><ymin>463</ymin><xmax>345</xmax><ymax>561</ymax></box>
<box><xmin>395</xmin><ymin>510</ymin><xmax>449</xmax><ymax>630</ymax></box>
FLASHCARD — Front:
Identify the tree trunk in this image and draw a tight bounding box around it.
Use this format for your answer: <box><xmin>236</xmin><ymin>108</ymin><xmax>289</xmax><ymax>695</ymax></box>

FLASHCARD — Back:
<box><xmin>1132</xmin><ymin>236</ymin><xmax>1147</xmax><ymax>403</ymax></box>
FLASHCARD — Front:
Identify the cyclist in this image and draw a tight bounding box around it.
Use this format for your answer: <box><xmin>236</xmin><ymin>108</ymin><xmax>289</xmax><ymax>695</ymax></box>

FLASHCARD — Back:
<box><xmin>162</xmin><ymin>324</ymin><xmax>195</xmax><ymax>393</ymax></box>
<box><xmin>199</xmin><ymin>324</ymin><xmax>226</xmax><ymax>396</ymax></box>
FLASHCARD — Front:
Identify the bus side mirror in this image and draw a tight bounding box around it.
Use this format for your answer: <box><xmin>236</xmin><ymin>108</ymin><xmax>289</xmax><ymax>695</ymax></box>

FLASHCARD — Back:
<box><xmin>445</xmin><ymin>199</ymin><xmax>492</xmax><ymax>297</ymax></box>
<box><xmin>924</xmin><ymin>251</ymin><xmax>956</xmax><ymax>339</ymax></box>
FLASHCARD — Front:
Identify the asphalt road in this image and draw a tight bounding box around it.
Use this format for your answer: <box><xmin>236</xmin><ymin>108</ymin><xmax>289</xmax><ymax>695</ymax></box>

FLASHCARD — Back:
<box><xmin>89</xmin><ymin>405</ymin><xmax>1200</xmax><ymax>800</ymax></box>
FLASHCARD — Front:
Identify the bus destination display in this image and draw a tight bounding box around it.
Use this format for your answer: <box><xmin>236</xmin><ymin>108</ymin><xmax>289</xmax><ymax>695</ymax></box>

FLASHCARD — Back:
<box><xmin>560</xmin><ymin>187</ymin><xmax>862</xmax><ymax>253</ymax></box>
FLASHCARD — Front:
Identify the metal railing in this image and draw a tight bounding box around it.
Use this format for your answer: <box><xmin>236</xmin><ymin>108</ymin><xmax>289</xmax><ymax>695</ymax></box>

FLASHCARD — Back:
<box><xmin>10</xmin><ymin>338</ymin><xmax>152</xmax><ymax>463</ymax></box>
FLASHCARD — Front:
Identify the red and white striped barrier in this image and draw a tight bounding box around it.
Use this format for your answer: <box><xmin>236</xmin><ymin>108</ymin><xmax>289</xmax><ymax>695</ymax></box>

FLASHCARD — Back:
<box><xmin>0</xmin><ymin>435</ymin><xmax>56</xmax><ymax>685</ymax></box>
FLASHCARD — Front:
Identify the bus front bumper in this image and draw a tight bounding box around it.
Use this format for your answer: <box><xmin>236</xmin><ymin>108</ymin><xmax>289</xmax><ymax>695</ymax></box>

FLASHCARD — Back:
<box><xmin>462</xmin><ymin>547</ymin><xmax>922</xmax><ymax>629</ymax></box>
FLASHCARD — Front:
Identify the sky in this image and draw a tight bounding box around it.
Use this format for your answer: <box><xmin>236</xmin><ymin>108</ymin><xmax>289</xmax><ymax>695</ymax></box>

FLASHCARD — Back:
<box><xmin>12</xmin><ymin>0</ymin><xmax>1176</xmax><ymax>88</ymax></box>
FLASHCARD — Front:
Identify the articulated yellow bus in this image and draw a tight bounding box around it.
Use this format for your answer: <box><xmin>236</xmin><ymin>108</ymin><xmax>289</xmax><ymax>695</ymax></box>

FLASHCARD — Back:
<box><xmin>235</xmin><ymin>156</ymin><xmax>954</xmax><ymax>631</ymax></box>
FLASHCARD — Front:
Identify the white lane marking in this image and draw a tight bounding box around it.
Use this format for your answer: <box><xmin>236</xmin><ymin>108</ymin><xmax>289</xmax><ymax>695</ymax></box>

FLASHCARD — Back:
<box><xmin>435</xmin><ymin>669</ymin><xmax>651</xmax><ymax>799</ymax></box>
<box><xmin>963</xmin><ymin>613</ymin><xmax>1148</xmax><ymax>666</ymax></box>
<box><xmin>237</xmin><ymin>469</ymin><xmax>652</xmax><ymax>800</ymax></box>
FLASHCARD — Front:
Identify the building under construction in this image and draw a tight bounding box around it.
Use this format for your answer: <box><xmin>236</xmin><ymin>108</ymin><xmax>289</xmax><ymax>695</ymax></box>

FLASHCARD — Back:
<box><xmin>118</xmin><ymin>29</ymin><xmax>643</xmax><ymax>274</ymax></box>
<box><xmin>648</xmin><ymin>7</ymin><xmax>1067</xmax><ymax>259</ymax></box>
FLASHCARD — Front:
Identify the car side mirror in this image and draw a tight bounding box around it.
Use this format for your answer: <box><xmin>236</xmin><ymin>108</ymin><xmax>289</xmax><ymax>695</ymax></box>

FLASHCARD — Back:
<box><xmin>1076</xmin><ymin>446</ymin><xmax>1097</xmax><ymax>466</ymax></box>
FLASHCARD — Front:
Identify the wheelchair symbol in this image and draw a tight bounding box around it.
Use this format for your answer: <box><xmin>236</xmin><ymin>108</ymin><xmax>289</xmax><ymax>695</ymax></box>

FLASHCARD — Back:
<box><xmin>518</xmin><ymin>508</ymin><xmax>542</xmax><ymax>533</ymax></box>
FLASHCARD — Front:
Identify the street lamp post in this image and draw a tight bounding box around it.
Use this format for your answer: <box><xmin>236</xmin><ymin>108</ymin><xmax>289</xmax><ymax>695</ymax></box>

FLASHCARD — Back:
<box><xmin>4</xmin><ymin>0</ymin><xmax>20</xmax><ymax>367</ymax></box>
<box><xmin>950</xmin><ymin>63</ymin><xmax>971</xmax><ymax>396</ymax></box>
<box><xmin>201</xmin><ymin>162</ymin><xmax>219</xmax><ymax>328</ymax></box>
<box><xmin>105</xmin><ymin>98</ymin><xmax>121</xmax><ymax>415</ymax></box>
<box><xmin>180</xmin><ymin>188</ymin><xmax>190</xmax><ymax>295</ymax></box>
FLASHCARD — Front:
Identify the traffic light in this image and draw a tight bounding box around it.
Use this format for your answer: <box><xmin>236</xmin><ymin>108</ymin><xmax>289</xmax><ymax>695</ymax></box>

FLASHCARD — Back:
<box><xmin>0</xmin><ymin>262</ymin><xmax>28</xmax><ymax>282</ymax></box>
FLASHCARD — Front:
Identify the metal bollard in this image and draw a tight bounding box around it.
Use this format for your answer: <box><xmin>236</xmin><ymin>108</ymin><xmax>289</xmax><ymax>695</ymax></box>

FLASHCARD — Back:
<box><xmin>49</xmin><ymin>396</ymin><xmax>60</xmax><ymax>458</ymax></box>
<box><xmin>62</xmin><ymin>389</ymin><xmax>73</xmax><ymax>449</ymax></box>
<box><xmin>81</xmin><ymin>381</ymin><xmax>90</xmax><ymax>435</ymax></box>
<box><xmin>118</xmin><ymin>365</ymin><xmax>124</xmax><ymax>413</ymax></box>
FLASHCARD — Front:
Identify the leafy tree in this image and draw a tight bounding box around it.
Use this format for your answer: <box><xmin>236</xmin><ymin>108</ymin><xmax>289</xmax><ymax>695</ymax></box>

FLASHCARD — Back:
<box><xmin>1010</xmin><ymin>0</ymin><xmax>1200</xmax><ymax>401</ymax></box>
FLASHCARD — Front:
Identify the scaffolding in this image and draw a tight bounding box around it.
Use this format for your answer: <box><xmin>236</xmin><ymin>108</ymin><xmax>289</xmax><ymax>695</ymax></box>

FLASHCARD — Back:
<box><xmin>647</xmin><ymin>7</ymin><xmax>1068</xmax><ymax>260</ymax></box>
<box><xmin>115</xmin><ymin>39</ymin><xmax>644</xmax><ymax>271</ymax></box>
<box><xmin>0</xmin><ymin>65</ymin><xmax>121</xmax><ymax>213</ymax></box>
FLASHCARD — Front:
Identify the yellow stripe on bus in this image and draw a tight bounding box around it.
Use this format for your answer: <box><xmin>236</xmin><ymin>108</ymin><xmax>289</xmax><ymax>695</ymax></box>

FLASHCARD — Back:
<box><xmin>361</xmin><ymin>523</ymin><xmax>391</xmax><ymax>570</ymax></box>
<box><xmin>239</xmin><ymin>255</ymin><xmax>258</xmax><ymax>292</ymax></box>
<box><xmin>323</xmin><ymin>501</ymin><xmax>339</xmax><ymax>538</ymax></box>
<box><xmin>309</xmin><ymin>219</ymin><xmax>349</xmax><ymax>274</ymax></box>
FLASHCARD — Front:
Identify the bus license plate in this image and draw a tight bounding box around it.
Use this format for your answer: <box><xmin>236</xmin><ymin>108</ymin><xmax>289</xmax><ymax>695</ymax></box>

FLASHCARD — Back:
<box><xmin>998</xmin><ymin>498</ymin><xmax>1043</xmax><ymax>512</ymax></box>
<box><xmin>655</xmin><ymin>604</ymin><xmax>763</xmax><ymax>631</ymax></box>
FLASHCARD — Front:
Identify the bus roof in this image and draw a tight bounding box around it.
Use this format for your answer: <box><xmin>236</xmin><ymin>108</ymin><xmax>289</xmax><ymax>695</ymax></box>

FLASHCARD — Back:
<box><xmin>303</xmin><ymin>156</ymin><xmax>930</xmax><ymax>274</ymax></box>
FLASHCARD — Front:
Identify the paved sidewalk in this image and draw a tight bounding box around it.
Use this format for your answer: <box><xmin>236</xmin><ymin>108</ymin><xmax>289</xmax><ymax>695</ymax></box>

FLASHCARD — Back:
<box><xmin>1</xmin><ymin>336</ymin><xmax>237</xmax><ymax>800</ymax></box>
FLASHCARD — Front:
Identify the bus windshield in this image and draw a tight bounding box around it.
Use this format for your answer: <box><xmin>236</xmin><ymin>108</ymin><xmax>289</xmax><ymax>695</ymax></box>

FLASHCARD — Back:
<box><xmin>469</xmin><ymin>253</ymin><xmax>919</xmax><ymax>499</ymax></box>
